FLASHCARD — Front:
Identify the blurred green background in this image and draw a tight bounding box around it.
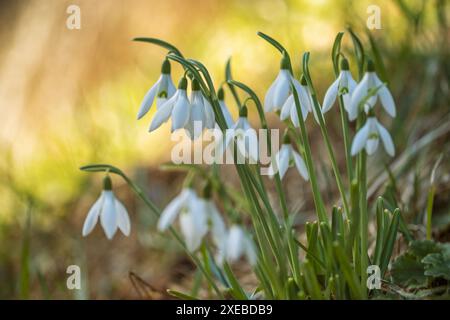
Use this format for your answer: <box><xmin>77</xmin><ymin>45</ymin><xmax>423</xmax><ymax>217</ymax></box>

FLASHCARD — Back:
<box><xmin>0</xmin><ymin>0</ymin><xmax>448</xmax><ymax>299</ymax></box>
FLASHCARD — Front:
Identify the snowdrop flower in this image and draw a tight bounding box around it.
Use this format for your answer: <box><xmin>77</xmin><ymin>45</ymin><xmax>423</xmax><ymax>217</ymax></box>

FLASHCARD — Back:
<box><xmin>149</xmin><ymin>77</ymin><xmax>190</xmax><ymax>133</ymax></box>
<box><xmin>217</xmin><ymin>106</ymin><xmax>258</xmax><ymax>163</ymax></box>
<box><xmin>157</xmin><ymin>188</ymin><xmax>208</xmax><ymax>252</ymax></box>
<box><xmin>82</xmin><ymin>176</ymin><xmax>130</xmax><ymax>240</ymax></box>
<box><xmin>280</xmin><ymin>76</ymin><xmax>311</xmax><ymax>127</ymax></box>
<box><xmin>322</xmin><ymin>58</ymin><xmax>357</xmax><ymax>114</ymax></box>
<box><xmin>348</xmin><ymin>60</ymin><xmax>396</xmax><ymax>121</ymax></box>
<box><xmin>264</xmin><ymin>55</ymin><xmax>301</xmax><ymax>113</ymax></box>
<box><xmin>137</xmin><ymin>59</ymin><xmax>176</xmax><ymax>119</ymax></box>
<box><xmin>267</xmin><ymin>134</ymin><xmax>309</xmax><ymax>180</ymax></box>
<box><xmin>217</xmin><ymin>88</ymin><xmax>235</xmax><ymax>128</ymax></box>
<box><xmin>220</xmin><ymin>225</ymin><xmax>257</xmax><ymax>266</ymax></box>
<box><xmin>351</xmin><ymin>116</ymin><xmax>395</xmax><ymax>156</ymax></box>
<box><xmin>184</xmin><ymin>79</ymin><xmax>215</xmax><ymax>139</ymax></box>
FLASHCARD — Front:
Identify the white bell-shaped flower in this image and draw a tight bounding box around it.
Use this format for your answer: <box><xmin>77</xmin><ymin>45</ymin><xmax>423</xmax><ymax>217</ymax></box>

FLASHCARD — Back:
<box><xmin>267</xmin><ymin>135</ymin><xmax>309</xmax><ymax>180</ymax></box>
<box><xmin>351</xmin><ymin>116</ymin><xmax>395</xmax><ymax>156</ymax></box>
<box><xmin>220</xmin><ymin>225</ymin><xmax>257</xmax><ymax>266</ymax></box>
<box><xmin>137</xmin><ymin>59</ymin><xmax>176</xmax><ymax>119</ymax></box>
<box><xmin>349</xmin><ymin>60</ymin><xmax>396</xmax><ymax>121</ymax></box>
<box><xmin>322</xmin><ymin>58</ymin><xmax>357</xmax><ymax>114</ymax></box>
<box><xmin>184</xmin><ymin>79</ymin><xmax>215</xmax><ymax>139</ymax></box>
<box><xmin>157</xmin><ymin>188</ymin><xmax>208</xmax><ymax>252</ymax></box>
<box><xmin>216</xmin><ymin>106</ymin><xmax>258</xmax><ymax>163</ymax></box>
<box><xmin>82</xmin><ymin>176</ymin><xmax>130</xmax><ymax>240</ymax></box>
<box><xmin>280</xmin><ymin>76</ymin><xmax>311</xmax><ymax>127</ymax></box>
<box><xmin>149</xmin><ymin>77</ymin><xmax>191</xmax><ymax>133</ymax></box>
<box><xmin>264</xmin><ymin>56</ymin><xmax>301</xmax><ymax>113</ymax></box>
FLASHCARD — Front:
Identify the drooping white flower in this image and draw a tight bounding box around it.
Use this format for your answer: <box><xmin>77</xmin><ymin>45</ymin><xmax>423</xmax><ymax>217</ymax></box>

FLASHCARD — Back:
<box><xmin>82</xmin><ymin>176</ymin><xmax>130</xmax><ymax>240</ymax></box>
<box><xmin>137</xmin><ymin>59</ymin><xmax>176</xmax><ymax>119</ymax></box>
<box><xmin>149</xmin><ymin>77</ymin><xmax>191</xmax><ymax>133</ymax></box>
<box><xmin>348</xmin><ymin>60</ymin><xmax>396</xmax><ymax>121</ymax></box>
<box><xmin>217</xmin><ymin>88</ymin><xmax>235</xmax><ymax>128</ymax></box>
<box><xmin>267</xmin><ymin>135</ymin><xmax>309</xmax><ymax>180</ymax></box>
<box><xmin>264</xmin><ymin>56</ymin><xmax>301</xmax><ymax>113</ymax></box>
<box><xmin>184</xmin><ymin>79</ymin><xmax>216</xmax><ymax>139</ymax></box>
<box><xmin>280</xmin><ymin>77</ymin><xmax>311</xmax><ymax>127</ymax></box>
<box><xmin>351</xmin><ymin>116</ymin><xmax>395</xmax><ymax>156</ymax></box>
<box><xmin>157</xmin><ymin>188</ymin><xmax>208</xmax><ymax>252</ymax></box>
<box><xmin>220</xmin><ymin>225</ymin><xmax>257</xmax><ymax>266</ymax></box>
<box><xmin>216</xmin><ymin>106</ymin><xmax>258</xmax><ymax>163</ymax></box>
<box><xmin>322</xmin><ymin>58</ymin><xmax>357</xmax><ymax>114</ymax></box>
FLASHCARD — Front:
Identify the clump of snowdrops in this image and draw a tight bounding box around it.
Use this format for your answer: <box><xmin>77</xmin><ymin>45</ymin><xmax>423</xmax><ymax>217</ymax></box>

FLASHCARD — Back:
<box><xmin>80</xmin><ymin>29</ymin><xmax>408</xmax><ymax>300</ymax></box>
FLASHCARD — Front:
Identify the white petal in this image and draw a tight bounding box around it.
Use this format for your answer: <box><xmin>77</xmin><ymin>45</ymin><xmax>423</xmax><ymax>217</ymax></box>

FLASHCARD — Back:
<box><xmin>290</xmin><ymin>104</ymin><xmax>300</xmax><ymax>127</ymax></box>
<box><xmin>374</xmin><ymin>75</ymin><xmax>396</xmax><ymax>118</ymax></box>
<box><xmin>365</xmin><ymin>118</ymin><xmax>379</xmax><ymax>155</ymax></box>
<box><xmin>263</xmin><ymin>77</ymin><xmax>278</xmax><ymax>112</ymax></box>
<box><xmin>219</xmin><ymin>101</ymin><xmax>234</xmax><ymax>128</ymax></box>
<box><xmin>351</xmin><ymin>121</ymin><xmax>371</xmax><ymax>156</ymax></box>
<box><xmin>179</xmin><ymin>212</ymin><xmax>203</xmax><ymax>252</ymax></box>
<box><xmin>149</xmin><ymin>93</ymin><xmax>177</xmax><ymax>132</ymax></box>
<box><xmin>272</xmin><ymin>71</ymin><xmax>291</xmax><ymax>110</ymax></box>
<box><xmin>207</xmin><ymin>201</ymin><xmax>226</xmax><ymax>246</ymax></box>
<box><xmin>226</xmin><ymin>225</ymin><xmax>244</xmax><ymax>262</ymax></box>
<box><xmin>82</xmin><ymin>193</ymin><xmax>104</xmax><ymax>236</ymax></box>
<box><xmin>171</xmin><ymin>91</ymin><xmax>190</xmax><ymax>131</ymax></box>
<box><xmin>298</xmin><ymin>85</ymin><xmax>312</xmax><ymax>113</ymax></box>
<box><xmin>376</xmin><ymin>120</ymin><xmax>395</xmax><ymax>156</ymax></box>
<box><xmin>346</xmin><ymin>72</ymin><xmax>357</xmax><ymax>94</ymax></box>
<box><xmin>280</xmin><ymin>96</ymin><xmax>293</xmax><ymax>120</ymax></box>
<box><xmin>292</xmin><ymin>150</ymin><xmax>309</xmax><ymax>180</ymax></box>
<box><xmin>322</xmin><ymin>77</ymin><xmax>340</xmax><ymax>113</ymax></box>
<box><xmin>157</xmin><ymin>189</ymin><xmax>190</xmax><ymax>231</ymax></box>
<box><xmin>342</xmin><ymin>93</ymin><xmax>352</xmax><ymax>113</ymax></box>
<box><xmin>349</xmin><ymin>73</ymin><xmax>369</xmax><ymax>121</ymax></box>
<box><xmin>203</xmin><ymin>97</ymin><xmax>216</xmax><ymax>129</ymax></box>
<box><xmin>365</xmin><ymin>136</ymin><xmax>379</xmax><ymax>155</ymax></box>
<box><xmin>137</xmin><ymin>76</ymin><xmax>161</xmax><ymax>119</ymax></box>
<box><xmin>247</xmin><ymin>136</ymin><xmax>259</xmax><ymax>163</ymax></box>
<box><xmin>115</xmin><ymin>199</ymin><xmax>130</xmax><ymax>236</ymax></box>
<box><xmin>185</xmin><ymin>97</ymin><xmax>204</xmax><ymax>139</ymax></box>
<box><xmin>100</xmin><ymin>191</ymin><xmax>118</xmax><ymax>240</ymax></box>
<box><xmin>277</xmin><ymin>145</ymin><xmax>291</xmax><ymax>179</ymax></box>
<box><xmin>166</xmin><ymin>75</ymin><xmax>176</xmax><ymax>99</ymax></box>
<box><xmin>244</xmin><ymin>235</ymin><xmax>257</xmax><ymax>266</ymax></box>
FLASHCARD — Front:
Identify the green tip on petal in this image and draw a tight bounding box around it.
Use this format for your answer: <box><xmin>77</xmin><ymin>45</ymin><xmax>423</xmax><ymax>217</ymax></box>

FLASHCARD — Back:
<box><xmin>178</xmin><ymin>77</ymin><xmax>188</xmax><ymax>90</ymax></box>
<box><xmin>340</xmin><ymin>58</ymin><xmax>350</xmax><ymax>71</ymax></box>
<box><xmin>300</xmin><ymin>74</ymin><xmax>308</xmax><ymax>86</ymax></box>
<box><xmin>191</xmin><ymin>78</ymin><xmax>200</xmax><ymax>91</ymax></box>
<box><xmin>103</xmin><ymin>175</ymin><xmax>112</xmax><ymax>191</ymax></box>
<box><xmin>161</xmin><ymin>59</ymin><xmax>171</xmax><ymax>74</ymax></box>
<box><xmin>217</xmin><ymin>87</ymin><xmax>224</xmax><ymax>100</ymax></box>
<box><xmin>239</xmin><ymin>106</ymin><xmax>248</xmax><ymax>117</ymax></box>
<box><xmin>280</xmin><ymin>54</ymin><xmax>290</xmax><ymax>70</ymax></box>
<box><xmin>366</xmin><ymin>59</ymin><xmax>375</xmax><ymax>72</ymax></box>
